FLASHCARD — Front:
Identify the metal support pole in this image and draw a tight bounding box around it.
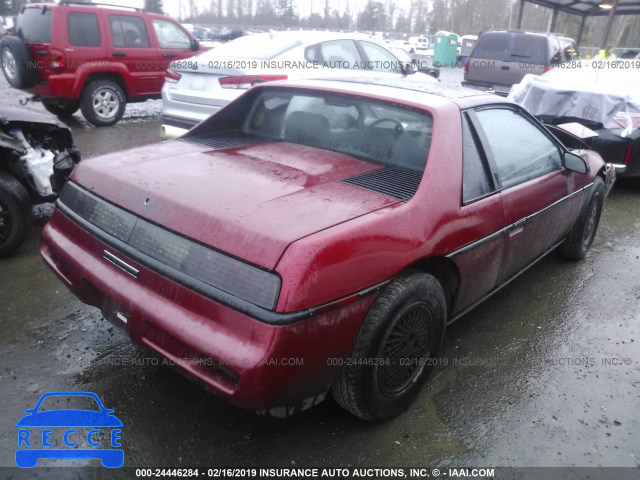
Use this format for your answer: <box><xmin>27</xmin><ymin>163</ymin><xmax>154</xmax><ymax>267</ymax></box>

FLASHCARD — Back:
<box><xmin>576</xmin><ymin>15</ymin><xmax>586</xmax><ymax>47</ymax></box>
<box><xmin>516</xmin><ymin>0</ymin><xmax>525</xmax><ymax>29</ymax></box>
<box><xmin>601</xmin><ymin>0</ymin><xmax>619</xmax><ymax>48</ymax></box>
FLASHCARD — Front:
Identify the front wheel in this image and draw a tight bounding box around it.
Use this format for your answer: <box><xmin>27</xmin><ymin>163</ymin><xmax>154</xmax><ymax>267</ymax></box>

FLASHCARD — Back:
<box><xmin>80</xmin><ymin>80</ymin><xmax>126</xmax><ymax>126</ymax></box>
<box><xmin>331</xmin><ymin>273</ymin><xmax>446</xmax><ymax>421</ymax></box>
<box><xmin>0</xmin><ymin>172</ymin><xmax>32</xmax><ymax>258</ymax></box>
<box><xmin>560</xmin><ymin>177</ymin><xmax>604</xmax><ymax>260</ymax></box>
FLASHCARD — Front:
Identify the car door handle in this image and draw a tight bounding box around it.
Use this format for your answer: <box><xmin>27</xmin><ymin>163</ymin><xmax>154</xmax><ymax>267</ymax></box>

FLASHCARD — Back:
<box><xmin>501</xmin><ymin>65</ymin><xmax>509</xmax><ymax>70</ymax></box>
<box><xmin>509</xmin><ymin>218</ymin><xmax>527</xmax><ymax>237</ymax></box>
<box><xmin>162</xmin><ymin>53</ymin><xmax>177</xmax><ymax>58</ymax></box>
<box><xmin>35</xmin><ymin>50</ymin><xmax>48</xmax><ymax>56</ymax></box>
<box><xmin>112</xmin><ymin>52</ymin><xmax>127</xmax><ymax>57</ymax></box>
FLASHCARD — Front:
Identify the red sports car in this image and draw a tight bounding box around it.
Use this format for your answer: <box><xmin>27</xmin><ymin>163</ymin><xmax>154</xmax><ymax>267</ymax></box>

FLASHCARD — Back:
<box><xmin>40</xmin><ymin>79</ymin><xmax>615</xmax><ymax>421</ymax></box>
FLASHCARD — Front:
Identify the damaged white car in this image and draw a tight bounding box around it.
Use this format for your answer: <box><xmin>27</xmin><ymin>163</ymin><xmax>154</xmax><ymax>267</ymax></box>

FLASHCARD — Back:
<box><xmin>0</xmin><ymin>107</ymin><xmax>80</xmax><ymax>257</ymax></box>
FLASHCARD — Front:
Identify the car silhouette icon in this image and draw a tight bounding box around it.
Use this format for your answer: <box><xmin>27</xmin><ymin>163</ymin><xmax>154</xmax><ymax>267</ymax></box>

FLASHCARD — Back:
<box><xmin>16</xmin><ymin>391</ymin><xmax>123</xmax><ymax>468</ymax></box>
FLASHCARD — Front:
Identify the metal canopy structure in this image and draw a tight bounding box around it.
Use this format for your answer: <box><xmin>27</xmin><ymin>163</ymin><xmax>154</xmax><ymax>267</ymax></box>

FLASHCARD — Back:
<box><xmin>515</xmin><ymin>0</ymin><xmax>640</xmax><ymax>47</ymax></box>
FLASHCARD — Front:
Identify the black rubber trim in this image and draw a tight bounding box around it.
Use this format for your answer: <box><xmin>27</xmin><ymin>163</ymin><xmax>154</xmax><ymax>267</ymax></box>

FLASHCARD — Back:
<box><xmin>447</xmin><ymin>183</ymin><xmax>592</xmax><ymax>258</ymax></box>
<box><xmin>161</xmin><ymin>115</ymin><xmax>199</xmax><ymax>130</ymax></box>
<box><xmin>56</xmin><ymin>201</ymin><xmax>387</xmax><ymax>325</ymax></box>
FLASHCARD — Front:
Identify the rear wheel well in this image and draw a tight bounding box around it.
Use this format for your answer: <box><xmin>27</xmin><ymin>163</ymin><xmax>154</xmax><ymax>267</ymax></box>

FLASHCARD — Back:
<box><xmin>403</xmin><ymin>257</ymin><xmax>459</xmax><ymax>316</ymax></box>
<box><xmin>83</xmin><ymin>73</ymin><xmax>128</xmax><ymax>100</ymax></box>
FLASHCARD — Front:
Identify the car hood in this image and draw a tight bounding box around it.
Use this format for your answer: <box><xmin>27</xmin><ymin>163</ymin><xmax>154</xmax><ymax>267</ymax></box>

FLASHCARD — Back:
<box><xmin>71</xmin><ymin>140</ymin><xmax>400</xmax><ymax>269</ymax></box>
<box><xmin>16</xmin><ymin>410</ymin><xmax>123</xmax><ymax>427</ymax></box>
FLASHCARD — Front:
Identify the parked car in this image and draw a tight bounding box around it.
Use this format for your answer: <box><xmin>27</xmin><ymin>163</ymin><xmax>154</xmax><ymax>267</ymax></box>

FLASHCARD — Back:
<box><xmin>509</xmin><ymin>65</ymin><xmax>640</xmax><ymax>181</ymax></box>
<box><xmin>0</xmin><ymin>106</ymin><xmax>79</xmax><ymax>257</ymax></box>
<box><xmin>457</xmin><ymin>34</ymin><xmax>478</xmax><ymax>64</ymax></box>
<box><xmin>463</xmin><ymin>30</ymin><xmax>578</xmax><ymax>95</ymax></box>
<box><xmin>0</xmin><ymin>1</ymin><xmax>202</xmax><ymax>126</ymax></box>
<box><xmin>160</xmin><ymin>31</ymin><xmax>438</xmax><ymax>139</ymax></box>
<box><xmin>42</xmin><ymin>78</ymin><xmax>614</xmax><ymax>421</ymax></box>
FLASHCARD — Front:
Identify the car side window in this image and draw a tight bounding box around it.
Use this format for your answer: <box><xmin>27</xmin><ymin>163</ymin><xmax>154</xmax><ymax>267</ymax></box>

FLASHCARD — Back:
<box><xmin>474</xmin><ymin>108</ymin><xmax>562</xmax><ymax>190</ymax></box>
<box><xmin>316</xmin><ymin>40</ymin><xmax>361</xmax><ymax>68</ymax></box>
<box><xmin>152</xmin><ymin>19</ymin><xmax>191</xmax><ymax>49</ymax></box>
<box><xmin>358</xmin><ymin>41</ymin><xmax>402</xmax><ymax>72</ymax></box>
<box><xmin>462</xmin><ymin>114</ymin><xmax>495</xmax><ymax>203</ymax></box>
<box><xmin>109</xmin><ymin>15</ymin><xmax>150</xmax><ymax>48</ymax></box>
<box><xmin>68</xmin><ymin>13</ymin><xmax>101</xmax><ymax>47</ymax></box>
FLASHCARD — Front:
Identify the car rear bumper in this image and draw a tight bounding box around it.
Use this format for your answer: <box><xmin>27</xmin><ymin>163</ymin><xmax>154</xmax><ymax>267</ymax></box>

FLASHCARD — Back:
<box><xmin>40</xmin><ymin>209</ymin><xmax>373</xmax><ymax>414</ymax></box>
<box><xmin>31</xmin><ymin>75</ymin><xmax>81</xmax><ymax>100</ymax></box>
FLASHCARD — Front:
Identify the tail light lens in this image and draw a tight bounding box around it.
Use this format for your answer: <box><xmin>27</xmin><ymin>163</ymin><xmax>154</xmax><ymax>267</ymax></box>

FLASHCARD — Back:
<box><xmin>543</xmin><ymin>65</ymin><xmax>553</xmax><ymax>73</ymax></box>
<box><xmin>165</xmin><ymin>69</ymin><xmax>182</xmax><ymax>83</ymax></box>
<box><xmin>50</xmin><ymin>49</ymin><xmax>65</xmax><ymax>73</ymax></box>
<box><xmin>219</xmin><ymin>75</ymin><xmax>288</xmax><ymax>89</ymax></box>
<box><xmin>624</xmin><ymin>145</ymin><xmax>632</xmax><ymax>165</ymax></box>
<box><xmin>464</xmin><ymin>58</ymin><xmax>470</xmax><ymax>74</ymax></box>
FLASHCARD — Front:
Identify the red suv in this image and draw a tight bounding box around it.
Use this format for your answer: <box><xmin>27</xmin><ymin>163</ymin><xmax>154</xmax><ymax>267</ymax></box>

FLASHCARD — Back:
<box><xmin>0</xmin><ymin>2</ymin><xmax>201</xmax><ymax>126</ymax></box>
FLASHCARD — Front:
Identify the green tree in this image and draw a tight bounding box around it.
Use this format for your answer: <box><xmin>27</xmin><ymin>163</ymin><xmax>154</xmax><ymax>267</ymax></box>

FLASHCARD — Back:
<box><xmin>357</xmin><ymin>1</ymin><xmax>387</xmax><ymax>32</ymax></box>
<box><xmin>144</xmin><ymin>0</ymin><xmax>164</xmax><ymax>14</ymax></box>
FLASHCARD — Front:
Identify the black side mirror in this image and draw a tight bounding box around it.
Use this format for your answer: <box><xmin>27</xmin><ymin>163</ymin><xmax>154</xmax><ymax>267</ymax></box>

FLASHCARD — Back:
<box><xmin>402</xmin><ymin>61</ymin><xmax>417</xmax><ymax>75</ymax></box>
<box><xmin>564</xmin><ymin>151</ymin><xmax>589</xmax><ymax>174</ymax></box>
<box><xmin>191</xmin><ymin>38</ymin><xmax>200</xmax><ymax>51</ymax></box>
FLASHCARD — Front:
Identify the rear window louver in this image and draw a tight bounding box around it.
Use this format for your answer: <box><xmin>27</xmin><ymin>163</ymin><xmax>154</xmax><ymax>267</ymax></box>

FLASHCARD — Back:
<box><xmin>180</xmin><ymin>132</ymin><xmax>269</xmax><ymax>150</ymax></box>
<box><xmin>341</xmin><ymin>168</ymin><xmax>423</xmax><ymax>201</ymax></box>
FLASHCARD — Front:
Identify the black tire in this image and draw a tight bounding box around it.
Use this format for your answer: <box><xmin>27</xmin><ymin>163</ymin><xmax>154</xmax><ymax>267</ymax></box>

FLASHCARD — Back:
<box><xmin>0</xmin><ymin>172</ymin><xmax>32</xmax><ymax>258</ymax></box>
<box><xmin>80</xmin><ymin>79</ymin><xmax>126</xmax><ymax>126</ymax></box>
<box><xmin>43</xmin><ymin>100</ymin><xmax>80</xmax><ymax>118</ymax></box>
<box><xmin>332</xmin><ymin>273</ymin><xmax>446</xmax><ymax>421</ymax></box>
<box><xmin>560</xmin><ymin>176</ymin><xmax>604</xmax><ymax>260</ymax></box>
<box><xmin>0</xmin><ymin>36</ymin><xmax>37</xmax><ymax>89</ymax></box>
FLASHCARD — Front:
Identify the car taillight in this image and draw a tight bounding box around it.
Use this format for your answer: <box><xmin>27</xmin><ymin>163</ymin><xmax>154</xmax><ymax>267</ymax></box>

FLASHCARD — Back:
<box><xmin>624</xmin><ymin>145</ymin><xmax>632</xmax><ymax>165</ymax></box>
<box><xmin>219</xmin><ymin>75</ymin><xmax>288</xmax><ymax>89</ymax></box>
<box><xmin>165</xmin><ymin>69</ymin><xmax>182</xmax><ymax>83</ymax></box>
<box><xmin>50</xmin><ymin>49</ymin><xmax>65</xmax><ymax>73</ymax></box>
<box><xmin>543</xmin><ymin>65</ymin><xmax>553</xmax><ymax>73</ymax></box>
<box><xmin>464</xmin><ymin>57</ymin><xmax>470</xmax><ymax>74</ymax></box>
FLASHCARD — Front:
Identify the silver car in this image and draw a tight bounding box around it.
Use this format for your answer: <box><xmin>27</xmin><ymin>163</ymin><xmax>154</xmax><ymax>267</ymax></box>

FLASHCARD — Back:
<box><xmin>161</xmin><ymin>31</ymin><xmax>439</xmax><ymax>139</ymax></box>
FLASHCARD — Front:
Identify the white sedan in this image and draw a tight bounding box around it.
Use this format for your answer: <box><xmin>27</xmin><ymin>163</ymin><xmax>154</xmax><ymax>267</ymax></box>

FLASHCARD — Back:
<box><xmin>160</xmin><ymin>31</ymin><xmax>439</xmax><ymax>139</ymax></box>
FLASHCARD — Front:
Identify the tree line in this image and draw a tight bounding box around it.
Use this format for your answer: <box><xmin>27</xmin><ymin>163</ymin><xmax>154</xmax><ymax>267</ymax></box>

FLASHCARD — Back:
<box><xmin>1</xmin><ymin>0</ymin><xmax>639</xmax><ymax>48</ymax></box>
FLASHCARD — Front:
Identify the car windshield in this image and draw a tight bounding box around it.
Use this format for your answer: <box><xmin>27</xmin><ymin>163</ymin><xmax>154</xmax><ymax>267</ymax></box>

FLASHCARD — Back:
<box><xmin>243</xmin><ymin>89</ymin><xmax>433</xmax><ymax>171</ymax></box>
<box><xmin>37</xmin><ymin>395</ymin><xmax>101</xmax><ymax>412</ymax></box>
<box><xmin>196</xmin><ymin>33</ymin><xmax>301</xmax><ymax>60</ymax></box>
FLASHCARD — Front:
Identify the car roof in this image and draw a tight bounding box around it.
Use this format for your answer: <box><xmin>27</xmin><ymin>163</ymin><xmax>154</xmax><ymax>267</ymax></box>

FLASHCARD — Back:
<box><xmin>482</xmin><ymin>30</ymin><xmax>572</xmax><ymax>40</ymax></box>
<box><xmin>28</xmin><ymin>2</ymin><xmax>145</xmax><ymax>14</ymax></box>
<box><xmin>238</xmin><ymin>30</ymin><xmax>381</xmax><ymax>47</ymax></box>
<box><xmin>260</xmin><ymin>77</ymin><xmax>508</xmax><ymax>109</ymax></box>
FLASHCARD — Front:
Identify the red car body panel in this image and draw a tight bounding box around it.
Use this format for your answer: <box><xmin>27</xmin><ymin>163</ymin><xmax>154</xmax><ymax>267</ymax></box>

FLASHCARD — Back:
<box><xmin>40</xmin><ymin>80</ymin><xmax>613</xmax><ymax>412</ymax></box>
<box><xmin>21</xmin><ymin>3</ymin><xmax>204</xmax><ymax>101</ymax></box>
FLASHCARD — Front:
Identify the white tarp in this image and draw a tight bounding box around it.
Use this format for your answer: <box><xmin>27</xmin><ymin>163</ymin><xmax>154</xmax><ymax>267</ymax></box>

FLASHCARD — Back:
<box><xmin>508</xmin><ymin>62</ymin><xmax>640</xmax><ymax>138</ymax></box>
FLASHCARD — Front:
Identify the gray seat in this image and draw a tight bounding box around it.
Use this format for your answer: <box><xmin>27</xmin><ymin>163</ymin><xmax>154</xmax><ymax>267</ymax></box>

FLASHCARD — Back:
<box><xmin>389</xmin><ymin>132</ymin><xmax>429</xmax><ymax>171</ymax></box>
<box><xmin>284</xmin><ymin>111</ymin><xmax>330</xmax><ymax>147</ymax></box>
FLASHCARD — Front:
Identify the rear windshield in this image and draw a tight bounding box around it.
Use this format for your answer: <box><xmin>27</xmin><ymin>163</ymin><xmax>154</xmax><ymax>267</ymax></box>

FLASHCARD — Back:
<box><xmin>197</xmin><ymin>34</ymin><xmax>301</xmax><ymax>60</ymax></box>
<box><xmin>472</xmin><ymin>33</ymin><xmax>547</xmax><ymax>63</ymax></box>
<box><xmin>16</xmin><ymin>6</ymin><xmax>52</xmax><ymax>43</ymax></box>
<box><xmin>241</xmin><ymin>89</ymin><xmax>433</xmax><ymax>171</ymax></box>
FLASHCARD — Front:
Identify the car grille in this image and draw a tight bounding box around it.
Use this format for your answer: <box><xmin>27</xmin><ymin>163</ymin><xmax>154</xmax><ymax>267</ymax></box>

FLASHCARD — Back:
<box><xmin>58</xmin><ymin>182</ymin><xmax>281</xmax><ymax>310</ymax></box>
<box><xmin>341</xmin><ymin>168</ymin><xmax>423</xmax><ymax>201</ymax></box>
<box><xmin>180</xmin><ymin>132</ymin><xmax>270</xmax><ymax>150</ymax></box>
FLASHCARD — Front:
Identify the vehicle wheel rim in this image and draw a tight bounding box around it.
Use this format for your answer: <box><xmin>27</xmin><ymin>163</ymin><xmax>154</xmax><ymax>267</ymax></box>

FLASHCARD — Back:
<box><xmin>0</xmin><ymin>197</ymin><xmax>13</xmax><ymax>244</ymax></box>
<box><xmin>2</xmin><ymin>48</ymin><xmax>17</xmax><ymax>81</ymax></box>
<box><xmin>582</xmin><ymin>196</ymin><xmax>598</xmax><ymax>247</ymax></box>
<box><xmin>376</xmin><ymin>302</ymin><xmax>433</xmax><ymax>397</ymax></box>
<box><xmin>92</xmin><ymin>88</ymin><xmax>120</xmax><ymax>120</ymax></box>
